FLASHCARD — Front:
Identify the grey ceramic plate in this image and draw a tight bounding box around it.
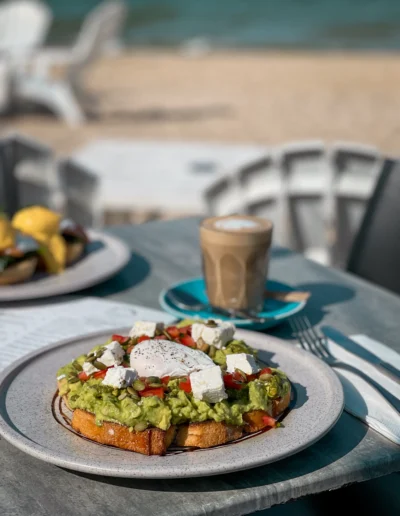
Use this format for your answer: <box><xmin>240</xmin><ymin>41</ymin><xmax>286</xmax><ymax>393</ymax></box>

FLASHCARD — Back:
<box><xmin>0</xmin><ymin>328</ymin><xmax>344</xmax><ymax>478</ymax></box>
<box><xmin>0</xmin><ymin>230</ymin><xmax>130</xmax><ymax>301</ymax></box>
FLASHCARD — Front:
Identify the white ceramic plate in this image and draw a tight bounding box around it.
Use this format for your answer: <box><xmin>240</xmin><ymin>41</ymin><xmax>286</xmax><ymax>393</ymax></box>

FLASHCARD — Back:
<box><xmin>0</xmin><ymin>328</ymin><xmax>344</xmax><ymax>478</ymax></box>
<box><xmin>0</xmin><ymin>230</ymin><xmax>130</xmax><ymax>301</ymax></box>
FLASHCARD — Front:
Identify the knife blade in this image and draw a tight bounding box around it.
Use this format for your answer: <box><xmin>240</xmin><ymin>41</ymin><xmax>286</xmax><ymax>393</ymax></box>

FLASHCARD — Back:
<box><xmin>321</xmin><ymin>325</ymin><xmax>400</xmax><ymax>385</ymax></box>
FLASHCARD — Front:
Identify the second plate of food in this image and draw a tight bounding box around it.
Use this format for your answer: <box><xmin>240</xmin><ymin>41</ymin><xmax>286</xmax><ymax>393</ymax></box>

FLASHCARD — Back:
<box><xmin>0</xmin><ymin>229</ymin><xmax>130</xmax><ymax>301</ymax></box>
<box><xmin>0</xmin><ymin>325</ymin><xmax>343</xmax><ymax>478</ymax></box>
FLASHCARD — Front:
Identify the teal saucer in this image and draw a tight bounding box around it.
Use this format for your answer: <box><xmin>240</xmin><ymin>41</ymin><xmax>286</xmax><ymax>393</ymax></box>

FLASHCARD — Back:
<box><xmin>159</xmin><ymin>277</ymin><xmax>306</xmax><ymax>330</ymax></box>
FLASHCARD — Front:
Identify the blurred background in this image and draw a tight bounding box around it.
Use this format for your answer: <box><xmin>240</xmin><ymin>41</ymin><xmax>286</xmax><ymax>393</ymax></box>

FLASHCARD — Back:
<box><xmin>1</xmin><ymin>0</ymin><xmax>400</xmax><ymax>267</ymax></box>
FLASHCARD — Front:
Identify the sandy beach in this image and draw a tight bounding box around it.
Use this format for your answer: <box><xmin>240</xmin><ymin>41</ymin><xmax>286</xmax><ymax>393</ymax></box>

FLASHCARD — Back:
<box><xmin>4</xmin><ymin>50</ymin><xmax>400</xmax><ymax>156</ymax></box>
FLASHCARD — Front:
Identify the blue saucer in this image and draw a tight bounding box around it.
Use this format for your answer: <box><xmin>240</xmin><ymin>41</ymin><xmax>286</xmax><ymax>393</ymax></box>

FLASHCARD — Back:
<box><xmin>159</xmin><ymin>277</ymin><xmax>306</xmax><ymax>330</ymax></box>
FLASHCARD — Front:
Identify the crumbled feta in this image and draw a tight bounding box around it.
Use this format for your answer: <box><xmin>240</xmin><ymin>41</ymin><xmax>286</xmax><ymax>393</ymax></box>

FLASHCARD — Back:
<box><xmin>226</xmin><ymin>353</ymin><xmax>259</xmax><ymax>375</ymax></box>
<box><xmin>57</xmin><ymin>374</ymin><xmax>66</xmax><ymax>380</ymax></box>
<box><xmin>98</xmin><ymin>341</ymin><xmax>125</xmax><ymax>367</ymax></box>
<box><xmin>102</xmin><ymin>366</ymin><xmax>137</xmax><ymax>388</ymax></box>
<box><xmin>82</xmin><ymin>362</ymin><xmax>99</xmax><ymax>375</ymax></box>
<box><xmin>192</xmin><ymin>321</ymin><xmax>235</xmax><ymax>349</ymax></box>
<box><xmin>129</xmin><ymin>321</ymin><xmax>163</xmax><ymax>338</ymax></box>
<box><xmin>190</xmin><ymin>365</ymin><xmax>227</xmax><ymax>403</ymax></box>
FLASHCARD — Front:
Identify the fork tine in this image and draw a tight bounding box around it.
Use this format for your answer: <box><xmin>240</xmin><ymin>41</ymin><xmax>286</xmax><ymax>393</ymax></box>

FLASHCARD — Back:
<box><xmin>289</xmin><ymin>318</ymin><xmax>308</xmax><ymax>351</ymax></box>
<box><xmin>291</xmin><ymin>317</ymin><xmax>318</xmax><ymax>355</ymax></box>
<box><xmin>294</xmin><ymin>316</ymin><xmax>326</xmax><ymax>359</ymax></box>
<box><xmin>302</xmin><ymin>317</ymin><xmax>331</xmax><ymax>359</ymax></box>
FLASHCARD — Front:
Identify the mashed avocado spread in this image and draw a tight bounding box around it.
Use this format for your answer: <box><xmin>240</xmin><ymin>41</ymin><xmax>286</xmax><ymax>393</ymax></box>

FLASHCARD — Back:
<box><xmin>57</xmin><ymin>336</ymin><xmax>290</xmax><ymax>431</ymax></box>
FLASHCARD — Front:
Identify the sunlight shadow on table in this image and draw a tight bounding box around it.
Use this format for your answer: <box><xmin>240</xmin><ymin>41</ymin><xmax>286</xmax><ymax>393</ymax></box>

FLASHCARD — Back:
<box><xmin>82</xmin><ymin>252</ymin><xmax>151</xmax><ymax>297</ymax></box>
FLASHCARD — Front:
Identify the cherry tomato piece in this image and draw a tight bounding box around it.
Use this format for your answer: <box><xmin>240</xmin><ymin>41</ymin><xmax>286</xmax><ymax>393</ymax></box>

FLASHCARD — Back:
<box><xmin>179</xmin><ymin>336</ymin><xmax>196</xmax><ymax>348</ymax></box>
<box><xmin>137</xmin><ymin>335</ymin><xmax>151</xmax><ymax>343</ymax></box>
<box><xmin>140</xmin><ymin>387</ymin><xmax>165</xmax><ymax>399</ymax></box>
<box><xmin>78</xmin><ymin>371</ymin><xmax>89</xmax><ymax>381</ymax></box>
<box><xmin>223</xmin><ymin>372</ymin><xmax>245</xmax><ymax>390</ymax></box>
<box><xmin>259</xmin><ymin>367</ymin><xmax>272</xmax><ymax>376</ymax></box>
<box><xmin>179</xmin><ymin>378</ymin><xmax>192</xmax><ymax>393</ymax></box>
<box><xmin>112</xmin><ymin>334</ymin><xmax>129</xmax><ymax>344</ymax></box>
<box><xmin>166</xmin><ymin>326</ymin><xmax>180</xmax><ymax>338</ymax></box>
<box><xmin>246</xmin><ymin>373</ymin><xmax>258</xmax><ymax>382</ymax></box>
<box><xmin>93</xmin><ymin>368</ymin><xmax>110</xmax><ymax>379</ymax></box>
<box><xmin>262</xmin><ymin>415</ymin><xmax>276</xmax><ymax>427</ymax></box>
<box><xmin>161</xmin><ymin>376</ymin><xmax>170</xmax><ymax>386</ymax></box>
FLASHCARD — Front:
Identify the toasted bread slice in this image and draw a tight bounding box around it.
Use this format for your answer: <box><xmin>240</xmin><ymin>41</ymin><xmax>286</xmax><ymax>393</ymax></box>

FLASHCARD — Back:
<box><xmin>243</xmin><ymin>389</ymin><xmax>291</xmax><ymax>433</ymax></box>
<box><xmin>66</xmin><ymin>241</ymin><xmax>85</xmax><ymax>265</ymax></box>
<box><xmin>71</xmin><ymin>409</ymin><xmax>177</xmax><ymax>455</ymax></box>
<box><xmin>0</xmin><ymin>256</ymin><xmax>38</xmax><ymax>285</ymax></box>
<box><xmin>175</xmin><ymin>420</ymin><xmax>243</xmax><ymax>448</ymax></box>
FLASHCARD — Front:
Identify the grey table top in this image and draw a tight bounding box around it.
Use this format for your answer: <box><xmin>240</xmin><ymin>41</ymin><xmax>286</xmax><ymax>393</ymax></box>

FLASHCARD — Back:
<box><xmin>1</xmin><ymin>217</ymin><xmax>400</xmax><ymax>516</ymax></box>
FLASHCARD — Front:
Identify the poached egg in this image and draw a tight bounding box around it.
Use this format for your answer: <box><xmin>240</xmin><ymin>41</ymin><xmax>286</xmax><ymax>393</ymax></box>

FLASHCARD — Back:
<box><xmin>130</xmin><ymin>339</ymin><xmax>214</xmax><ymax>378</ymax></box>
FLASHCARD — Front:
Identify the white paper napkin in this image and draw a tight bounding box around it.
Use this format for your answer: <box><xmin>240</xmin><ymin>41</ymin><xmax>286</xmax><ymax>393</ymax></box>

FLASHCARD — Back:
<box><xmin>0</xmin><ymin>297</ymin><xmax>175</xmax><ymax>372</ymax></box>
<box><xmin>326</xmin><ymin>335</ymin><xmax>400</xmax><ymax>445</ymax></box>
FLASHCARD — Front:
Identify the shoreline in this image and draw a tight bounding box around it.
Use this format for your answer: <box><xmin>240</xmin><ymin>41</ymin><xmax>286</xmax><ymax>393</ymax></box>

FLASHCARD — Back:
<box><xmin>4</xmin><ymin>49</ymin><xmax>400</xmax><ymax>156</ymax></box>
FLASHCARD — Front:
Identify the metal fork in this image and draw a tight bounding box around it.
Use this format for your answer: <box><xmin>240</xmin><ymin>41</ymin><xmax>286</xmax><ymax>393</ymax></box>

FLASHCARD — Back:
<box><xmin>290</xmin><ymin>316</ymin><xmax>400</xmax><ymax>414</ymax></box>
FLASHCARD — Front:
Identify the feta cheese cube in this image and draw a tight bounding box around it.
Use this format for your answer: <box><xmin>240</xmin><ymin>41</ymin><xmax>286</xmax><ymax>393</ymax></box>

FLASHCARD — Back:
<box><xmin>190</xmin><ymin>365</ymin><xmax>227</xmax><ymax>403</ymax></box>
<box><xmin>102</xmin><ymin>366</ymin><xmax>138</xmax><ymax>389</ymax></box>
<box><xmin>192</xmin><ymin>320</ymin><xmax>235</xmax><ymax>349</ymax></box>
<box><xmin>129</xmin><ymin>321</ymin><xmax>163</xmax><ymax>338</ymax></box>
<box><xmin>82</xmin><ymin>362</ymin><xmax>99</xmax><ymax>375</ymax></box>
<box><xmin>98</xmin><ymin>341</ymin><xmax>125</xmax><ymax>367</ymax></box>
<box><xmin>226</xmin><ymin>353</ymin><xmax>259</xmax><ymax>375</ymax></box>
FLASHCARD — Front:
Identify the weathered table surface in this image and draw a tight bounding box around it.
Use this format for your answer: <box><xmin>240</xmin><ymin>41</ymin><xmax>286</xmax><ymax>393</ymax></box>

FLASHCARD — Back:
<box><xmin>1</xmin><ymin>217</ymin><xmax>400</xmax><ymax>516</ymax></box>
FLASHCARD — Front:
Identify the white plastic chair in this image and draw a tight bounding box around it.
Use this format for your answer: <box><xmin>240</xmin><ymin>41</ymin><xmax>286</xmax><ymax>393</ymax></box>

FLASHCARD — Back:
<box><xmin>57</xmin><ymin>158</ymin><xmax>103</xmax><ymax>228</ymax></box>
<box><xmin>0</xmin><ymin>59</ymin><xmax>12</xmax><ymax>114</ymax></box>
<box><xmin>203</xmin><ymin>140</ymin><xmax>384</xmax><ymax>268</ymax></box>
<box><xmin>13</xmin><ymin>1</ymin><xmax>127</xmax><ymax>125</ymax></box>
<box><xmin>0</xmin><ymin>0</ymin><xmax>51</xmax><ymax>74</ymax></box>
<box><xmin>329</xmin><ymin>142</ymin><xmax>382</xmax><ymax>267</ymax></box>
<box><xmin>0</xmin><ymin>133</ymin><xmax>59</xmax><ymax>215</ymax></box>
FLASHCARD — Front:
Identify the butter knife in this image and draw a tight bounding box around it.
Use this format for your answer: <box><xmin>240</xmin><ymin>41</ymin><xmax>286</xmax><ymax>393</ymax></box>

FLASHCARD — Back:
<box><xmin>321</xmin><ymin>326</ymin><xmax>400</xmax><ymax>385</ymax></box>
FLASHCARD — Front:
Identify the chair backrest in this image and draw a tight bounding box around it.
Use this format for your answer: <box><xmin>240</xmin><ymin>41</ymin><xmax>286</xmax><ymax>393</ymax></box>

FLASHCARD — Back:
<box><xmin>70</xmin><ymin>1</ymin><xmax>127</xmax><ymax>69</ymax></box>
<box><xmin>347</xmin><ymin>159</ymin><xmax>400</xmax><ymax>295</ymax></box>
<box><xmin>0</xmin><ymin>0</ymin><xmax>51</xmax><ymax>54</ymax></box>
<box><xmin>203</xmin><ymin>140</ymin><xmax>383</xmax><ymax>267</ymax></box>
<box><xmin>330</xmin><ymin>142</ymin><xmax>383</xmax><ymax>267</ymax></box>
<box><xmin>0</xmin><ymin>60</ymin><xmax>11</xmax><ymax>113</ymax></box>
<box><xmin>0</xmin><ymin>137</ymin><xmax>20</xmax><ymax>215</ymax></box>
<box><xmin>58</xmin><ymin>158</ymin><xmax>103</xmax><ymax>228</ymax></box>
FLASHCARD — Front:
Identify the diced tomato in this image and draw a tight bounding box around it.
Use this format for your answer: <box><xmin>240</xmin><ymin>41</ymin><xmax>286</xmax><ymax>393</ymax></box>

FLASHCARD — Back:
<box><xmin>140</xmin><ymin>387</ymin><xmax>165</xmax><ymax>399</ymax></box>
<box><xmin>137</xmin><ymin>335</ymin><xmax>151</xmax><ymax>343</ymax></box>
<box><xmin>177</xmin><ymin>325</ymin><xmax>191</xmax><ymax>336</ymax></box>
<box><xmin>153</xmin><ymin>335</ymin><xmax>167</xmax><ymax>340</ymax></box>
<box><xmin>93</xmin><ymin>368</ymin><xmax>111</xmax><ymax>379</ymax></box>
<box><xmin>179</xmin><ymin>336</ymin><xmax>196</xmax><ymax>348</ymax></box>
<box><xmin>126</xmin><ymin>345</ymin><xmax>134</xmax><ymax>354</ymax></box>
<box><xmin>166</xmin><ymin>326</ymin><xmax>180</xmax><ymax>338</ymax></box>
<box><xmin>161</xmin><ymin>376</ymin><xmax>170</xmax><ymax>386</ymax></box>
<box><xmin>259</xmin><ymin>367</ymin><xmax>272</xmax><ymax>376</ymax></box>
<box><xmin>262</xmin><ymin>415</ymin><xmax>276</xmax><ymax>427</ymax></box>
<box><xmin>246</xmin><ymin>373</ymin><xmax>258</xmax><ymax>382</ymax></box>
<box><xmin>112</xmin><ymin>334</ymin><xmax>129</xmax><ymax>344</ymax></box>
<box><xmin>78</xmin><ymin>371</ymin><xmax>89</xmax><ymax>382</ymax></box>
<box><xmin>179</xmin><ymin>377</ymin><xmax>192</xmax><ymax>393</ymax></box>
<box><xmin>223</xmin><ymin>372</ymin><xmax>245</xmax><ymax>390</ymax></box>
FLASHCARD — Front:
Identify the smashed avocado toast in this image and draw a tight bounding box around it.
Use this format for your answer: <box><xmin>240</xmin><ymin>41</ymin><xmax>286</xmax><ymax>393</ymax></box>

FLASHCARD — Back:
<box><xmin>56</xmin><ymin>320</ymin><xmax>291</xmax><ymax>456</ymax></box>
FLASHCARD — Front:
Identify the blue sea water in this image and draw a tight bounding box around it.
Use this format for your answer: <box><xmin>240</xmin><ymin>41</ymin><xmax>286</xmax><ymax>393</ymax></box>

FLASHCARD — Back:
<box><xmin>46</xmin><ymin>0</ymin><xmax>400</xmax><ymax>49</ymax></box>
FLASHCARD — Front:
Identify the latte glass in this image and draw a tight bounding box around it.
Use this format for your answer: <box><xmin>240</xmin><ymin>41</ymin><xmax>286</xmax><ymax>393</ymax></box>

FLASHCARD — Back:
<box><xmin>200</xmin><ymin>215</ymin><xmax>273</xmax><ymax>312</ymax></box>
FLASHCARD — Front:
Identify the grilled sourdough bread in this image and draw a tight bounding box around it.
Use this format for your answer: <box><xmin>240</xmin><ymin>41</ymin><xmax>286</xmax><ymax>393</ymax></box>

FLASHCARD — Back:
<box><xmin>56</xmin><ymin>323</ymin><xmax>291</xmax><ymax>456</ymax></box>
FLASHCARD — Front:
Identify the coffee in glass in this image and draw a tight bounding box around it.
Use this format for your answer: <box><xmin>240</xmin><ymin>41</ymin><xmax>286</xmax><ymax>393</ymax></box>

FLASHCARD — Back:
<box><xmin>200</xmin><ymin>215</ymin><xmax>273</xmax><ymax>312</ymax></box>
